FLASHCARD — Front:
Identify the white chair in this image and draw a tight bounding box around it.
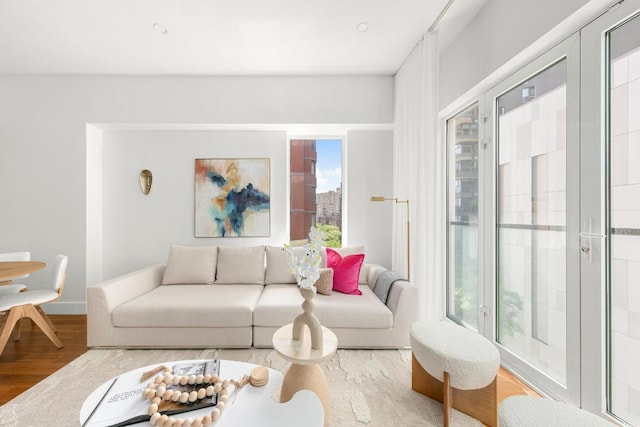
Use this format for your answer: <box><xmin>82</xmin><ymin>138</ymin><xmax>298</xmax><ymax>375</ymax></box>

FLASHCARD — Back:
<box><xmin>0</xmin><ymin>255</ymin><xmax>68</xmax><ymax>354</ymax></box>
<box><xmin>0</xmin><ymin>251</ymin><xmax>31</xmax><ymax>291</ymax></box>
<box><xmin>0</xmin><ymin>285</ymin><xmax>28</xmax><ymax>296</ymax></box>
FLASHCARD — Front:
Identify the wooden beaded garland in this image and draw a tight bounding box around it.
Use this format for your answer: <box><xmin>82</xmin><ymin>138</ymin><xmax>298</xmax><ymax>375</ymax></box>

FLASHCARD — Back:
<box><xmin>142</xmin><ymin>366</ymin><xmax>254</xmax><ymax>427</ymax></box>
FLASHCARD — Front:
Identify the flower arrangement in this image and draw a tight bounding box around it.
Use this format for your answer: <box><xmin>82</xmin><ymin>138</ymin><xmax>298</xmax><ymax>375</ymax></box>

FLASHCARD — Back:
<box><xmin>283</xmin><ymin>226</ymin><xmax>326</xmax><ymax>291</ymax></box>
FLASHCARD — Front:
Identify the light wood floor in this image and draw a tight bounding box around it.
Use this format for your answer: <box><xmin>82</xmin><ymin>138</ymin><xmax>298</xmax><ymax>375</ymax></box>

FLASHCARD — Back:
<box><xmin>0</xmin><ymin>315</ymin><xmax>538</xmax><ymax>407</ymax></box>
<box><xmin>497</xmin><ymin>367</ymin><xmax>539</xmax><ymax>400</ymax></box>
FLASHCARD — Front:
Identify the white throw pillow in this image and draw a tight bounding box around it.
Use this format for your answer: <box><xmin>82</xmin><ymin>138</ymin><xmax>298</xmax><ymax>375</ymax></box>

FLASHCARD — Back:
<box><xmin>264</xmin><ymin>246</ymin><xmax>302</xmax><ymax>285</ymax></box>
<box><xmin>216</xmin><ymin>246</ymin><xmax>266</xmax><ymax>284</ymax></box>
<box><xmin>162</xmin><ymin>245</ymin><xmax>218</xmax><ymax>285</ymax></box>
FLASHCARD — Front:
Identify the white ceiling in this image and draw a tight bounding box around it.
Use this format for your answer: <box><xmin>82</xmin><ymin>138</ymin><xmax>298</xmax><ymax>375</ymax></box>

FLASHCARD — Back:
<box><xmin>0</xmin><ymin>0</ymin><xmax>486</xmax><ymax>76</ymax></box>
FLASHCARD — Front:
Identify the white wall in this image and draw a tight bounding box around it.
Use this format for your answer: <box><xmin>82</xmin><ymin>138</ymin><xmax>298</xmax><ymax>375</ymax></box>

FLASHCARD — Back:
<box><xmin>439</xmin><ymin>0</ymin><xmax>611</xmax><ymax>109</ymax></box>
<box><xmin>86</xmin><ymin>125</ymin><xmax>104</xmax><ymax>287</ymax></box>
<box><xmin>101</xmin><ymin>130</ymin><xmax>287</xmax><ymax>278</ymax></box>
<box><xmin>0</xmin><ymin>75</ymin><xmax>394</xmax><ymax>313</ymax></box>
<box><xmin>346</xmin><ymin>130</ymin><xmax>394</xmax><ymax>267</ymax></box>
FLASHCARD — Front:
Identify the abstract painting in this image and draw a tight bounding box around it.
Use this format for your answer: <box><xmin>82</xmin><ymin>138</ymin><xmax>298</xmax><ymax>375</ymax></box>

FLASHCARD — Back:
<box><xmin>195</xmin><ymin>158</ymin><xmax>270</xmax><ymax>237</ymax></box>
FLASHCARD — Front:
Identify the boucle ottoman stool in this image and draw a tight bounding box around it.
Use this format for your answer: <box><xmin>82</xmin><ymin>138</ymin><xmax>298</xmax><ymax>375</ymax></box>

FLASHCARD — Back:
<box><xmin>499</xmin><ymin>395</ymin><xmax>613</xmax><ymax>426</ymax></box>
<box><xmin>410</xmin><ymin>320</ymin><xmax>501</xmax><ymax>427</ymax></box>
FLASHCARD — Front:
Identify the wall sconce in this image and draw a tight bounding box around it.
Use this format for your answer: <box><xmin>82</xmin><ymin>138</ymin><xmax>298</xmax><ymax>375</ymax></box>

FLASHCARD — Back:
<box><xmin>370</xmin><ymin>196</ymin><xmax>411</xmax><ymax>280</ymax></box>
<box><xmin>139</xmin><ymin>170</ymin><xmax>153</xmax><ymax>195</ymax></box>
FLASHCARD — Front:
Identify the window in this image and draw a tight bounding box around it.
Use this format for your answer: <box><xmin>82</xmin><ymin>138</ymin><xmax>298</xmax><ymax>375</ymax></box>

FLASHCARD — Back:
<box><xmin>290</xmin><ymin>138</ymin><xmax>342</xmax><ymax>247</ymax></box>
<box><xmin>446</xmin><ymin>103</ymin><xmax>480</xmax><ymax>330</ymax></box>
<box><xmin>442</xmin><ymin>1</ymin><xmax>640</xmax><ymax>417</ymax></box>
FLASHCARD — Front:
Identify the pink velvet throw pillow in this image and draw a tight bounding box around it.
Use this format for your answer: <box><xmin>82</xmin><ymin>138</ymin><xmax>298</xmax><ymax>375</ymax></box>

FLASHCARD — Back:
<box><xmin>326</xmin><ymin>248</ymin><xmax>364</xmax><ymax>295</ymax></box>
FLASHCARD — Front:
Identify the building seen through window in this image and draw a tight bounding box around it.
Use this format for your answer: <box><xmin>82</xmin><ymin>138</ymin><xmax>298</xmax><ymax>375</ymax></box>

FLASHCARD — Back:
<box><xmin>447</xmin><ymin>104</ymin><xmax>480</xmax><ymax>330</ymax></box>
<box><xmin>453</xmin><ymin>112</ymin><xmax>479</xmax><ymax>223</ymax></box>
<box><xmin>290</xmin><ymin>139</ymin><xmax>342</xmax><ymax>247</ymax></box>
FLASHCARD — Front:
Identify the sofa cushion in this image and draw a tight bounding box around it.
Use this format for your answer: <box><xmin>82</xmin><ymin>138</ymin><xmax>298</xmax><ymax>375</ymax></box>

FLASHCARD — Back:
<box><xmin>113</xmin><ymin>284</ymin><xmax>264</xmax><ymax>328</ymax></box>
<box><xmin>253</xmin><ymin>284</ymin><xmax>392</xmax><ymax>329</ymax></box>
<box><xmin>314</xmin><ymin>268</ymin><xmax>333</xmax><ymax>295</ymax></box>
<box><xmin>162</xmin><ymin>245</ymin><xmax>218</xmax><ymax>285</ymax></box>
<box><xmin>327</xmin><ymin>248</ymin><xmax>364</xmax><ymax>295</ymax></box>
<box><xmin>264</xmin><ymin>246</ymin><xmax>304</xmax><ymax>285</ymax></box>
<box><xmin>216</xmin><ymin>245</ymin><xmax>265</xmax><ymax>284</ymax></box>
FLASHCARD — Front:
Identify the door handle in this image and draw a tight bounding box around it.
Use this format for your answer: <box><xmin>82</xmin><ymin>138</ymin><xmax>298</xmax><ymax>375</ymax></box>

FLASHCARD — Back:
<box><xmin>580</xmin><ymin>218</ymin><xmax>606</xmax><ymax>263</ymax></box>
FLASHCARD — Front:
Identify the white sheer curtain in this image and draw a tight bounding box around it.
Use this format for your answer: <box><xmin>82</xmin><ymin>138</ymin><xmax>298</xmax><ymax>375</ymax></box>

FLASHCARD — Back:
<box><xmin>393</xmin><ymin>31</ymin><xmax>444</xmax><ymax>320</ymax></box>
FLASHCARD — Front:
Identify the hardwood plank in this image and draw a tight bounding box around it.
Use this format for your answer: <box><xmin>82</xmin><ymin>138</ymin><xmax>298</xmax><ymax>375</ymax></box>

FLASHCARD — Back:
<box><xmin>0</xmin><ymin>315</ymin><xmax>87</xmax><ymax>405</ymax></box>
<box><xmin>497</xmin><ymin>366</ymin><xmax>540</xmax><ymax>403</ymax></box>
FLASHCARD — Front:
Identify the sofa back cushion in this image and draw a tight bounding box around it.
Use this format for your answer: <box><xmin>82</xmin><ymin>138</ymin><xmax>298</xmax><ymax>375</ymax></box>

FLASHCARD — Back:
<box><xmin>216</xmin><ymin>245</ymin><xmax>266</xmax><ymax>284</ymax></box>
<box><xmin>162</xmin><ymin>245</ymin><xmax>218</xmax><ymax>285</ymax></box>
<box><xmin>265</xmin><ymin>245</ymin><xmax>308</xmax><ymax>285</ymax></box>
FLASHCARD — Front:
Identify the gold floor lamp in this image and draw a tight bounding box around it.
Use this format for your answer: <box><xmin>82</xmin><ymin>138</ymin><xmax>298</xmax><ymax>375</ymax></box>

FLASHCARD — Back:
<box><xmin>370</xmin><ymin>196</ymin><xmax>411</xmax><ymax>281</ymax></box>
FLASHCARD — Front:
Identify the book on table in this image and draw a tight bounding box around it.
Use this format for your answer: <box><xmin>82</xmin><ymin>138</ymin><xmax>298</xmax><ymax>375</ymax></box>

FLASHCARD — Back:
<box><xmin>82</xmin><ymin>360</ymin><xmax>220</xmax><ymax>427</ymax></box>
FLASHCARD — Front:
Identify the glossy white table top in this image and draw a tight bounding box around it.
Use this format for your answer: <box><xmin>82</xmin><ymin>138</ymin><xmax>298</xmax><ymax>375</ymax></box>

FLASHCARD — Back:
<box><xmin>80</xmin><ymin>359</ymin><xmax>324</xmax><ymax>427</ymax></box>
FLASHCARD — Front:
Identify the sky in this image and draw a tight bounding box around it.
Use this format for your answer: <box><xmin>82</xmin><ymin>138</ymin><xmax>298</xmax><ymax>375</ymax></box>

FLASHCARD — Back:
<box><xmin>315</xmin><ymin>139</ymin><xmax>342</xmax><ymax>193</ymax></box>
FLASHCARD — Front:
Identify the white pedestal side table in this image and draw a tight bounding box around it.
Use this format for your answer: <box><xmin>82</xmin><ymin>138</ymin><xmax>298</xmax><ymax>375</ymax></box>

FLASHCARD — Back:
<box><xmin>273</xmin><ymin>323</ymin><xmax>338</xmax><ymax>427</ymax></box>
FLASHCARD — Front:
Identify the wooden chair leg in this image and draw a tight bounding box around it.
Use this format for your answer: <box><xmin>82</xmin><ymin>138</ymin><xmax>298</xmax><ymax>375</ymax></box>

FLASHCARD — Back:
<box><xmin>36</xmin><ymin>306</ymin><xmax>58</xmax><ymax>333</ymax></box>
<box><xmin>9</xmin><ymin>318</ymin><xmax>21</xmax><ymax>342</ymax></box>
<box><xmin>14</xmin><ymin>289</ymin><xmax>29</xmax><ymax>334</ymax></box>
<box><xmin>24</xmin><ymin>304</ymin><xmax>63</xmax><ymax>349</ymax></box>
<box><xmin>0</xmin><ymin>307</ymin><xmax>26</xmax><ymax>355</ymax></box>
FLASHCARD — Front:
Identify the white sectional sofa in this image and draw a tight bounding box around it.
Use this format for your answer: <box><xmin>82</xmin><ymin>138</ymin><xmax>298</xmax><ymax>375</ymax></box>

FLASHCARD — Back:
<box><xmin>87</xmin><ymin>245</ymin><xmax>418</xmax><ymax>349</ymax></box>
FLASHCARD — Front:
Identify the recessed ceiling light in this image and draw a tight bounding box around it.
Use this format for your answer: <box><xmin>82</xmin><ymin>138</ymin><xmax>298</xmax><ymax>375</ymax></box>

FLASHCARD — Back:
<box><xmin>153</xmin><ymin>23</ymin><xmax>168</xmax><ymax>35</ymax></box>
<box><xmin>356</xmin><ymin>22</ymin><xmax>369</xmax><ymax>33</ymax></box>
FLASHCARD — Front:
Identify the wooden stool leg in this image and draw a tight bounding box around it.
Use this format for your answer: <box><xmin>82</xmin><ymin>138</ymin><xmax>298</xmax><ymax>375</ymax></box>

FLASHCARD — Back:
<box><xmin>412</xmin><ymin>354</ymin><xmax>498</xmax><ymax>427</ymax></box>
<box><xmin>443</xmin><ymin>371</ymin><xmax>451</xmax><ymax>427</ymax></box>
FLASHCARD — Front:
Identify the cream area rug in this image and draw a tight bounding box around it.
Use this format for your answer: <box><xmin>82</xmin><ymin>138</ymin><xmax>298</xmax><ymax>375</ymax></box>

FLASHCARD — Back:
<box><xmin>0</xmin><ymin>348</ymin><xmax>482</xmax><ymax>427</ymax></box>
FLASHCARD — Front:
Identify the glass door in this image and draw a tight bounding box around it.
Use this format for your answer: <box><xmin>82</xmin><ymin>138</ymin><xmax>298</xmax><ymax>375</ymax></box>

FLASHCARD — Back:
<box><xmin>581</xmin><ymin>1</ymin><xmax>640</xmax><ymax>422</ymax></box>
<box><xmin>486</xmin><ymin>34</ymin><xmax>581</xmax><ymax>404</ymax></box>
<box><xmin>606</xmin><ymin>7</ymin><xmax>640</xmax><ymax>425</ymax></box>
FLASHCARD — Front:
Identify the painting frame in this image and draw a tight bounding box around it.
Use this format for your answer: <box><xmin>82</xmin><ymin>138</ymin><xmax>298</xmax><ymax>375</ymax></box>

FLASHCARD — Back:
<box><xmin>194</xmin><ymin>158</ymin><xmax>271</xmax><ymax>238</ymax></box>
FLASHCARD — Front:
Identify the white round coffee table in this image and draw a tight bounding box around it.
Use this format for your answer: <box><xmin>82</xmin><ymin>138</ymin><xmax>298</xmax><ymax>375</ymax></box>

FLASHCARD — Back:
<box><xmin>272</xmin><ymin>323</ymin><xmax>338</xmax><ymax>427</ymax></box>
<box><xmin>80</xmin><ymin>359</ymin><xmax>324</xmax><ymax>427</ymax></box>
